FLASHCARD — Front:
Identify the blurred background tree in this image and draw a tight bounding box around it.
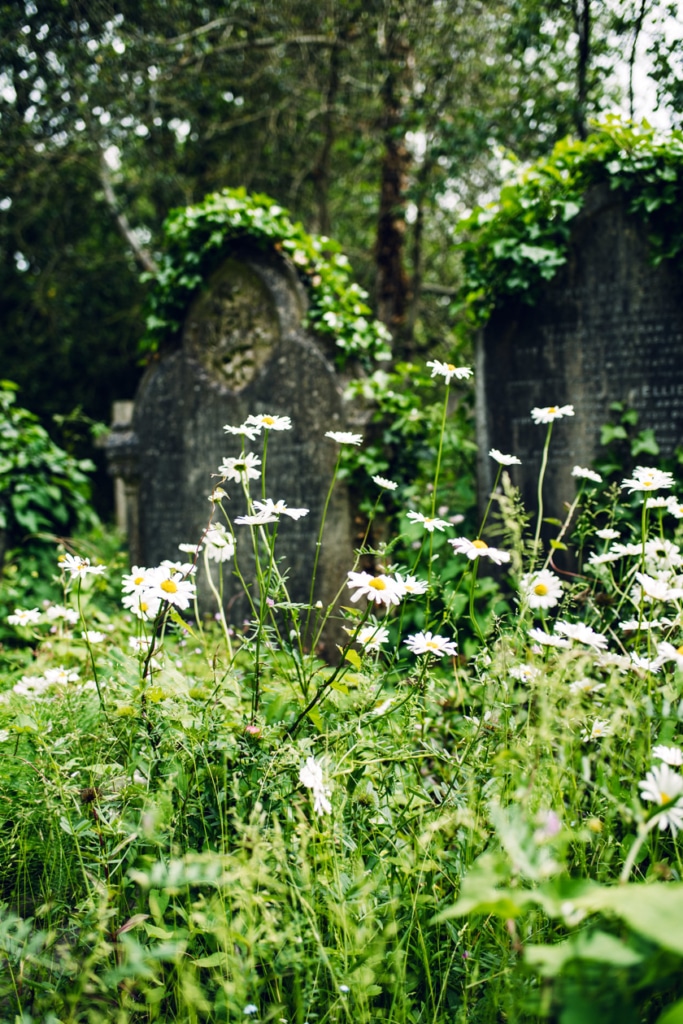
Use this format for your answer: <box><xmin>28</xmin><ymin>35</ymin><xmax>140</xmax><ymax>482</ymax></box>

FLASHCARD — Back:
<box><xmin>0</xmin><ymin>0</ymin><xmax>679</xmax><ymax>513</ymax></box>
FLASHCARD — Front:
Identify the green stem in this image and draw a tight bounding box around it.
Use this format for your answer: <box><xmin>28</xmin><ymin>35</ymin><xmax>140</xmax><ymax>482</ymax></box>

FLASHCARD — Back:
<box><xmin>532</xmin><ymin>422</ymin><xmax>553</xmax><ymax>564</ymax></box>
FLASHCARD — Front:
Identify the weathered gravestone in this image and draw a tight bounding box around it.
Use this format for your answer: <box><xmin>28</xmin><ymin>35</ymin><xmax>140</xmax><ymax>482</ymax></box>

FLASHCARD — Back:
<box><xmin>477</xmin><ymin>185</ymin><xmax>683</xmax><ymax>529</ymax></box>
<box><xmin>110</xmin><ymin>245</ymin><xmax>355</xmax><ymax>652</ymax></box>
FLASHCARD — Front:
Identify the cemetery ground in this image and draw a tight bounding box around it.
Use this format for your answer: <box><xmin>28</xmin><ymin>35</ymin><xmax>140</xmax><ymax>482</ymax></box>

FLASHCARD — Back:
<box><xmin>5</xmin><ymin>381</ymin><xmax>683</xmax><ymax>1023</ymax></box>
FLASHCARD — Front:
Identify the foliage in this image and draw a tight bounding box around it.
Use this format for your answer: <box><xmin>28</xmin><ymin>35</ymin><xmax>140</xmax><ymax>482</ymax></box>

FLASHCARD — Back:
<box><xmin>456</xmin><ymin>118</ymin><xmax>683</xmax><ymax>324</ymax></box>
<box><xmin>142</xmin><ymin>188</ymin><xmax>392</xmax><ymax>365</ymax></box>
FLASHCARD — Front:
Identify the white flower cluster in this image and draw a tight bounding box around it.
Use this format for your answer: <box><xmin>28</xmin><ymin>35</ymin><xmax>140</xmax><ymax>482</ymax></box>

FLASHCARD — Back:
<box><xmin>299</xmin><ymin>756</ymin><xmax>332</xmax><ymax>816</ymax></box>
<box><xmin>121</xmin><ymin>561</ymin><xmax>197</xmax><ymax>619</ymax></box>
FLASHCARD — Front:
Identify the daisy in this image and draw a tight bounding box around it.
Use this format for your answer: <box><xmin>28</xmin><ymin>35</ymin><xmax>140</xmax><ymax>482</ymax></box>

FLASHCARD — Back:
<box><xmin>299</xmin><ymin>756</ymin><xmax>332</xmax><ymax>816</ymax></box>
<box><xmin>630</xmin><ymin>652</ymin><xmax>663</xmax><ymax>673</ymax></box>
<box><xmin>595</xmin><ymin>528</ymin><xmax>620</xmax><ymax>540</ymax></box>
<box><xmin>218</xmin><ymin>452</ymin><xmax>262</xmax><ymax>483</ymax></box>
<box><xmin>234</xmin><ymin>511</ymin><xmax>279</xmax><ymax>525</ymax></box>
<box><xmin>656</xmin><ymin>641</ymin><xmax>683</xmax><ymax>670</ymax></box>
<box><xmin>528</xmin><ymin>627</ymin><xmax>570</xmax><ymax>648</ymax></box>
<box><xmin>325</xmin><ymin>430</ymin><xmax>363</xmax><ymax>445</ymax></box>
<box><xmin>652</xmin><ymin>745</ymin><xmax>683</xmax><ymax>766</ymax></box>
<box><xmin>45</xmin><ymin>604</ymin><xmax>79</xmax><ymax>624</ymax></box>
<box><xmin>223</xmin><ymin>421</ymin><xmax>261</xmax><ymax>441</ymax></box>
<box><xmin>372</xmin><ymin>474</ymin><xmax>398</xmax><ymax>490</ymax></box>
<box><xmin>13</xmin><ymin>675</ymin><xmax>52</xmax><ymax>698</ymax></box>
<box><xmin>404</xmin><ymin>631</ymin><xmax>458</xmax><ymax>658</ymax></box>
<box><xmin>394</xmin><ymin>572</ymin><xmax>428</xmax><ymax>596</ymax></box>
<box><xmin>7</xmin><ymin>608</ymin><xmax>41</xmax><ymax>627</ymax></box>
<box><xmin>509</xmin><ymin>663</ymin><xmax>539</xmax><ymax>682</ymax></box>
<box><xmin>406</xmin><ymin>511</ymin><xmax>449</xmax><ymax>533</ymax></box>
<box><xmin>646</xmin><ymin>496</ymin><xmax>670</xmax><ymax>509</ymax></box>
<box><xmin>639</xmin><ymin>763</ymin><xmax>683</xmax><ymax>834</ymax></box>
<box><xmin>44</xmin><ymin>666</ymin><xmax>80</xmax><ymax>685</ymax></box>
<box><xmin>568</xmin><ymin>678</ymin><xmax>606</xmax><ymax>695</ymax></box>
<box><xmin>148</xmin><ymin>572</ymin><xmax>197</xmax><ymax>611</ymax></box>
<box><xmin>346</xmin><ymin>571</ymin><xmax>404</xmax><ymax>607</ymax></box>
<box><xmin>450</xmin><ymin>537</ymin><xmax>510</xmax><ymax>565</ymax></box>
<box><xmin>59</xmin><ymin>553</ymin><xmax>106</xmax><ymax>578</ymax></box>
<box><xmin>667</xmin><ymin>497</ymin><xmax>683</xmax><ymax>519</ymax></box>
<box><xmin>572</xmin><ymin>465</ymin><xmax>602</xmax><ymax>483</ymax></box>
<box><xmin>81</xmin><ymin>631</ymin><xmax>106</xmax><ymax>644</ymax></box>
<box><xmin>252</xmin><ymin>499</ymin><xmax>309</xmax><ymax>520</ymax></box>
<box><xmin>634</xmin><ymin>572</ymin><xmax>683</xmax><ymax>603</ymax></box>
<box><xmin>351</xmin><ymin>624</ymin><xmax>390</xmax><ymax>650</ymax></box>
<box><xmin>178</xmin><ymin>542</ymin><xmax>202</xmax><ymax>556</ymax></box>
<box><xmin>203</xmin><ymin>524</ymin><xmax>235</xmax><ymax>562</ymax></box>
<box><xmin>245</xmin><ymin>413</ymin><xmax>292</xmax><ymax>431</ymax></box>
<box><xmin>554</xmin><ymin>621</ymin><xmax>608</xmax><ymax>650</ymax></box>
<box><xmin>520</xmin><ymin>569</ymin><xmax>563</xmax><ymax>610</ymax></box>
<box><xmin>122</xmin><ymin>590</ymin><xmax>162</xmax><ymax>621</ymax></box>
<box><xmin>426</xmin><ymin>360</ymin><xmax>473</xmax><ymax>385</ymax></box>
<box><xmin>621</xmin><ymin>466</ymin><xmax>675</xmax><ymax>493</ymax></box>
<box><xmin>489</xmin><ymin>449</ymin><xmax>521</xmax><ymax>466</ymax></box>
<box><xmin>581</xmin><ymin>718</ymin><xmax>612</xmax><ymax>741</ymax></box>
<box><xmin>530</xmin><ymin>405</ymin><xmax>574</xmax><ymax>424</ymax></box>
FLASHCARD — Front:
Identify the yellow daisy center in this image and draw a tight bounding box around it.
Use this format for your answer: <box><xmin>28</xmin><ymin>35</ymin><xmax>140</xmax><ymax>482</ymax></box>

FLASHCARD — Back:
<box><xmin>161</xmin><ymin>579</ymin><xmax>178</xmax><ymax>594</ymax></box>
<box><xmin>677</xmin><ymin>646</ymin><xmax>683</xmax><ymax>657</ymax></box>
<box><xmin>369</xmin><ymin>578</ymin><xmax>387</xmax><ymax>591</ymax></box>
<box><xmin>140</xmin><ymin>602</ymin><xmax>149</xmax><ymax>612</ymax></box>
<box><xmin>447</xmin><ymin>363</ymin><xmax>456</xmax><ymax>371</ymax></box>
<box><xmin>262</xmin><ymin>416</ymin><xmax>275</xmax><ymax>425</ymax></box>
<box><xmin>534</xmin><ymin>583</ymin><xmax>549</xmax><ymax>596</ymax></box>
<box><xmin>548</xmin><ymin>406</ymin><xmax>557</xmax><ymax>413</ymax></box>
<box><xmin>472</xmin><ymin>539</ymin><xmax>488</xmax><ymax>550</ymax></box>
<box><xmin>425</xmin><ymin>640</ymin><xmax>440</xmax><ymax>649</ymax></box>
<box><xmin>643</xmin><ymin>480</ymin><xmax>654</xmax><ymax>487</ymax></box>
<box><xmin>134</xmin><ymin>576</ymin><xmax>145</xmax><ymax>586</ymax></box>
<box><xmin>660</xmin><ymin>791</ymin><xmax>672</xmax><ymax>805</ymax></box>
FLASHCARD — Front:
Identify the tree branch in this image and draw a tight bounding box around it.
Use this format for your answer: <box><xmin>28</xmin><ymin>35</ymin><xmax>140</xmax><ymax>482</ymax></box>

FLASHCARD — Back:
<box><xmin>98</xmin><ymin>151</ymin><xmax>158</xmax><ymax>276</ymax></box>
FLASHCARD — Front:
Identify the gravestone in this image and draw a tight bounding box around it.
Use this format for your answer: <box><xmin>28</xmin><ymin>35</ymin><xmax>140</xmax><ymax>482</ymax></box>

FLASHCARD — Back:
<box><xmin>109</xmin><ymin>245</ymin><xmax>355</xmax><ymax>653</ymax></box>
<box><xmin>477</xmin><ymin>185</ymin><xmax>683</xmax><ymax>527</ymax></box>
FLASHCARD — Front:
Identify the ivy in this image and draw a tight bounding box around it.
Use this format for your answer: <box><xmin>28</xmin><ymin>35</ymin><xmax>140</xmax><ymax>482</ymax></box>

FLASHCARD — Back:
<box><xmin>455</xmin><ymin>118</ymin><xmax>683</xmax><ymax>324</ymax></box>
<box><xmin>140</xmin><ymin>188</ymin><xmax>392</xmax><ymax>366</ymax></box>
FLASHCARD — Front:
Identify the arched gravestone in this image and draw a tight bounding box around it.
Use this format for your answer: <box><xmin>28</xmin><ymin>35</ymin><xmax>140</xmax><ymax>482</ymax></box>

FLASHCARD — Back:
<box><xmin>123</xmin><ymin>245</ymin><xmax>354</xmax><ymax>649</ymax></box>
<box><xmin>477</xmin><ymin>185</ymin><xmax>683</xmax><ymax>525</ymax></box>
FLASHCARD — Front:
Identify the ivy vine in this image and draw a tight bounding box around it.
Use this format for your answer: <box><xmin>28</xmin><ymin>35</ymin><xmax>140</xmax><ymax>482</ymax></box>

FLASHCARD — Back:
<box><xmin>140</xmin><ymin>188</ymin><xmax>392</xmax><ymax>366</ymax></box>
<box><xmin>456</xmin><ymin>117</ymin><xmax>683</xmax><ymax>324</ymax></box>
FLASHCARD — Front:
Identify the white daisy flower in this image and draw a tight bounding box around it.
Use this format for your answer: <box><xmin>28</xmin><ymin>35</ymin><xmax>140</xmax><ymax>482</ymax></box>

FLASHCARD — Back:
<box><xmin>45</xmin><ymin>605</ymin><xmax>79</xmax><ymax>625</ymax></box>
<box><xmin>527</xmin><ymin>627</ymin><xmax>570</xmax><ymax>648</ymax></box>
<box><xmin>252</xmin><ymin>499</ymin><xmax>309</xmax><ymax>520</ymax></box>
<box><xmin>234</xmin><ymin>511</ymin><xmax>279</xmax><ymax>525</ymax></box>
<box><xmin>178</xmin><ymin>542</ymin><xmax>202</xmax><ymax>555</ymax></box>
<box><xmin>299</xmin><ymin>756</ymin><xmax>332</xmax><ymax>816</ymax></box>
<box><xmin>81</xmin><ymin>631</ymin><xmax>106</xmax><ymax>644</ymax></box>
<box><xmin>489</xmin><ymin>448</ymin><xmax>521</xmax><ymax>466</ymax></box>
<box><xmin>346</xmin><ymin>571</ymin><xmax>404</xmax><ymax>607</ymax></box>
<box><xmin>656</xmin><ymin>641</ymin><xmax>683</xmax><ymax>670</ymax></box>
<box><xmin>572</xmin><ymin>465</ymin><xmax>602</xmax><ymax>483</ymax></box>
<box><xmin>13</xmin><ymin>675</ymin><xmax>52</xmax><ymax>698</ymax></box>
<box><xmin>218</xmin><ymin>452</ymin><xmax>262</xmax><ymax>482</ymax></box>
<box><xmin>520</xmin><ymin>569</ymin><xmax>563</xmax><ymax>610</ymax></box>
<box><xmin>223</xmin><ymin>421</ymin><xmax>261</xmax><ymax>441</ymax></box>
<box><xmin>394</xmin><ymin>572</ymin><xmax>428</xmax><ymax>596</ymax></box>
<box><xmin>7</xmin><ymin>608</ymin><xmax>41</xmax><ymax>627</ymax></box>
<box><xmin>372</xmin><ymin>474</ymin><xmax>398</xmax><ymax>490</ymax></box>
<box><xmin>404</xmin><ymin>630</ymin><xmax>458</xmax><ymax>658</ymax></box>
<box><xmin>426</xmin><ymin>360</ymin><xmax>473</xmax><ymax>385</ymax></box>
<box><xmin>245</xmin><ymin>413</ymin><xmax>292</xmax><ymax>431</ymax></box>
<box><xmin>581</xmin><ymin>718</ymin><xmax>612</xmax><ymax>741</ymax></box>
<box><xmin>568</xmin><ymin>678</ymin><xmax>606</xmax><ymax>695</ymax></box>
<box><xmin>44</xmin><ymin>666</ymin><xmax>80</xmax><ymax>685</ymax></box>
<box><xmin>121</xmin><ymin>590</ymin><xmax>162</xmax><ymax>621</ymax></box>
<box><xmin>630</xmin><ymin>652</ymin><xmax>663</xmax><ymax>673</ymax></box>
<box><xmin>148</xmin><ymin>571</ymin><xmax>197</xmax><ymax>611</ymax></box>
<box><xmin>406</xmin><ymin>510</ymin><xmax>449</xmax><ymax>533</ymax></box>
<box><xmin>666</xmin><ymin>497</ymin><xmax>683</xmax><ymax>519</ymax></box>
<box><xmin>449</xmin><ymin>537</ymin><xmax>510</xmax><ymax>565</ymax></box>
<box><xmin>652</xmin><ymin>745</ymin><xmax>683</xmax><ymax>766</ymax></box>
<box><xmin>621</xmin><ymin>466</ymin><xmax>675</xmax><ymax>494</ymax></box>
<box><xmin>325</xmin><ymin>430</ymin><xmax>363</xmax><ymax>445</ymax></box>
<box><xmin>634</xmin><ymin>572</ymin><xmax>683</xmax><ymax>603</ymax></box>
<box><xmin>639</xmin><ymin>763</ymin><xmax>683</xmax><ymax>834</ymax></box>
<box><xmin>646</xmin><ymin>496</ymin><xmax>670</xmax><ymax>509</ymax></box>
<box><xmin>595</xmin><ymin>528</ymin><xmax>620</xmax><ymax>540</ymax></box>
<box><xmin>509</xmin><ymin>663</ymin><xmax>539</xmax><ymax>682</ymax></box>
<box><xmin>203</xmin><ymin>523</ymin><xmax>235</xmax><ymax>562</ymax></box>
<box><xmin>351</xmin><ymin>624</ymin><xmax>390</xmax><ymax>650</ymax></box>
<box><xmin>59</xmin><ymin>553</ymin><xmax>106</xmax><ymax>578</ymax></box>
<box><xmin>530</xmin><ymin>405</ymin><xmax>575</xmax><ymax>424</ymax></box>
<box><xmin>554</xmin><ymin>621</ymin><xmax>608</xmax><ymax>650</ymax></box>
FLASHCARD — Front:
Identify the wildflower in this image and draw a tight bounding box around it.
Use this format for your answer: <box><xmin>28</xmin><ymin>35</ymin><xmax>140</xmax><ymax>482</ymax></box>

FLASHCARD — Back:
<box><xmin>652</xmin><ymin>745</ymin><xmax>683</xmax><ymax>766</ymax></box>
<box><xmin>13</xmin><ymin>676</ymin><xmax>52</xmax><ymax>698</ymax></box>
<box><xmin>450</xmin><ymin>537</ymin><xmax>510</xmax><ymax>564</ymax></box>
<box><xmin>59</xmin><ymin>553</ymin><xmax>106</xmax><ymax>578</ymax></box>
<box><xmin>595</xmin><ymin>528</ymin><xmax>620</xmax><ymax>540</ymax></box>
<box><xmin>554</xmin><ymin>621</ymin><xmax>608</xmax><ymax>650</ymax></box>
<box><xmin>122</xmin><ymin>590</ymin><xmax>162</xmax><ymax>621</ymax></box>
<box><xmin>581</xmin><ymin>718</ymin><xmax>612</xmax><ymax>741</ymax></box>
<box><xmin>299</xmin><ymin>756</ymin><xmax>332</xmax><ymax>816</ymax></box>
<box><xmin>129</xmin><ymin>636</ymin><xmax>153</xmax><ymax>653</ymax></box>
<box><xmin>352</xmin><ymin>624</ymin><xmax>390</xmax><ymax>650</ymax></box>
<box><xmin>339</xmin><ymin>985</ymin><xmax>351</xmax><ymax>994</ymax></box>
<box><xmin>224</xmin><ymin>421</ymin><xmax>261</xmax><ymax>441</ymax></box>
<box><xmin>406</xmin><ymin>510</ymin><xmax>449</xmax><ymax>532</ymax></box>
<box><xmin>0</xmin><ymin>730</ymin><xmax>9</xmax><ymax>742</ymax></box>
<box><xmin>7</xmin><ymin>608</ymin><xmax>41</xmax><ymax>627</ymax></box>
<box><xmin>243</xmin><ymin>1006</ymin><xmax>259</xmax><ymax>1016</ymax></box>
<box><xmin>346</xmin><ymin>571</ymin><xmax>404</xmax><ymax>607</ymax></box>
<box><xmin>122</xmin><ymin>566</ymin><xmax>155</xmax><ymax>593</ymax></box>
<box><xmin>634</xmin><ymin>572</ymin><xmax>683</xmax><ymax>603</ymax></box>
<box><xmin>509</xmin><ymin>663</ymin><xmax>539</xmax><ymax>683</ymax></box>
<box><xmin>218</xmin><ymin>452</ymin><xmax>262</xmax><ymax>482</ymax></box>
<box><xmin>246</xmin><ymin>413</ymin><xmax>292</xmax><ymax>431</ymax></box>
<box><xmin>148</xmin><ymin>572</ymin><xmax>197</xmax><ymax>611</ymax></box>
<box><xmin>621</xmin><ymin>466</ymin><xmax>675</xmax><ymax>493</ymax></box>
<box><xmin>489</xmin><ymin>448</ymin><xmax>521</xmax><ymax>465</ymax></box>
<box><xmin>587</xmin><ymin>550</ymin><xmax>622</xmax><ymax>566</ymax></box>
<box><xmin>81</xmin><ymin>631</ymin><xmax>106</xmax><ymax>644</ymax></box>
<box><xmin>45</xmin><ymin>604</ymin><xmax>79</xmax><ymax>624</ymax></box>
<box><xmin>520</xmin><ymin>569</ymin><xmax>563</xmax><ymax>610</ymax></box>
<box><xmin>44</xmin><ymin>666</ymin><xmax>80</xmax><ymax>685</ymax></box>
<box><xmin>252</xmin><ymin>499</ymin><xmax>309</xmax><ymax>520</ymax></box>
<box><xmin>528</xmin><ymin>627</ymin><xmax>570</xmax><ymax>648</ymax></box>
<box><xmin>209</xmin><ymin>486</ymin><xmax>228</xmax><ymax>502</ymax></box>
<box><xmin>372</xmin><ymin>474</ymin><xmax>398</xmax><ymax>490</ymax></box>
<box><xmin>630</xmin><ymin>652</ymin><xmax>663</xmax><ymax>673</ymax></box>
<box><xmin>404</xmin><ymin>631</ymin><xmax>458</xmax><ymax>658</ymax></box>
<box><xmin>234</xmin><ymin>511</ymin><xmax>279</xmax><ymax>525</ymax></box>
<box><xmin>638</xmin><ymin>763</ymin><xmax>683</xmax><ymax>835</ymax></box>
<box><xmin>647</xmin><ymin>496</ymin><xmax>670</xmax><ymax>509</ymax></box>
<box><xmin>572</xmin><ymin>465</ymin><xmax>602</xmax><ymax>483</ymax></box>
<box><xmin>656</xmin><ymin>641</ymin><xmax>683</xmax><ymax>671</ymax></box>
<box><xmin>203</xmin><ymin>523</ymin><xmax>235</xmax><ymax>562</ymax></box>
<box><xmin>568</xmin><ymin>678</ymin><xmax>606</xmax><ymax>695</ymax></box>
<box><xmin>619</xmin><ymin>617</ymin><xmax>664</xmax><ymax>632</ymax></box>
<box><xmin>325</xmin><ymin>430</ymin><xmax>363</xmax><ymax>445</ymax></box>
<box><xmin>530</xmin><ymin>405</ymin><xmax>574</xmax><ymax>424</ymax></box>
<box><xmin>394</xmin><ymin>572</ymin><xmax>428</xmax><ymax>596</ymax></box>
<box><xmin>426</xmin><ymin>360</ymin><xmax>473</xmax><ymax>384</ymax></box>
<box><xmin>178</xmin><ymin>542</ymin><xmax>201</xmax><ymax>556</ymax></box>
<box><xmin>667</xmin><ymin>496</ymin><xmax>683</xmax><ymax>519</ymax></box>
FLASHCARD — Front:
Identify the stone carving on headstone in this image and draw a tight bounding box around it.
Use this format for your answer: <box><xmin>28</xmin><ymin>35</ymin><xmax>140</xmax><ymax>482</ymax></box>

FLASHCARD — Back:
<box><xmin>108</xmin><ymin>245</ymin><xmax>355</xmax><ymax>653</ymax></box>
<box><xmin>477</xmin><ymin>185</ymin><xmax>683</xmax><ymax>535</ymax></box>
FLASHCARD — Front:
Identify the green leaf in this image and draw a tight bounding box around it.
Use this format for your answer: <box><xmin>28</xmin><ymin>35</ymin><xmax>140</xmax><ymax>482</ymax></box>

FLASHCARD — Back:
<box><xmin>344</xmin><ymin>648</ymin><xmax>362</xmax><ymax>670</ymax></box>
<box><xmin>193</xmin><ymin>951</ymin><xmax>228</xmax><ymax>968</ymax></box>
<box><xmin>657</xmin><ymin>998</ymin><xmax>683</xmax><ymax>1024</ymax></box>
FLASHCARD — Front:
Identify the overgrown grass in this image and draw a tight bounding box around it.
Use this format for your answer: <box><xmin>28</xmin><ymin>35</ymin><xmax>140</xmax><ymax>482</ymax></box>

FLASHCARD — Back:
<box><xmin>3</xmin><ymin>382</ymin><xmax>683</xmax><ymax>1023</ymax></box>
